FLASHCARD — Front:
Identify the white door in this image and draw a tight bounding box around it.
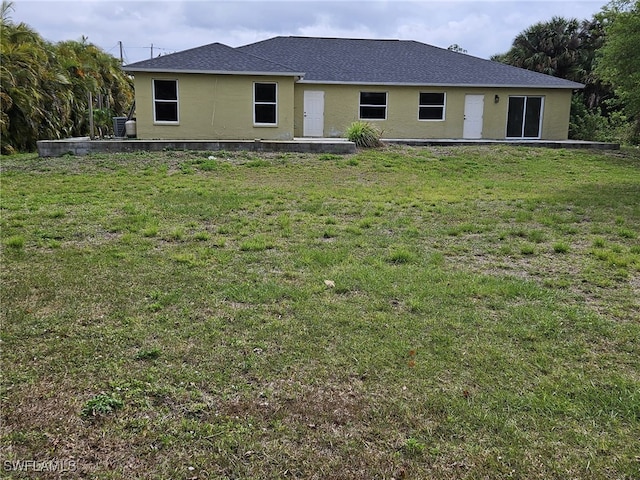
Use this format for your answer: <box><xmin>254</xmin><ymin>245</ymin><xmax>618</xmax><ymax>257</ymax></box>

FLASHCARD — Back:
<box><xmin>303</xmin><ymin>91</ymin><xmax>324</xmax><ymax>137</ymax></box>
<box><xmin>463</xmin><ymin>94</ymin><xmax>484</xmax><ymax>139</ymax></box>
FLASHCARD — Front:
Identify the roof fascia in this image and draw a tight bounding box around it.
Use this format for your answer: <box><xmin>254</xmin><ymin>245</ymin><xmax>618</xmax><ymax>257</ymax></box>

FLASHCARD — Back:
<box><xmin>297</xmin><ymin>80</ymin><xmax>584</xmax><ymax>89</ymax></box>
<box><xmin>123</xmin><ymin>67</ymin><xmax>305</xmax><ymax>77</ymax></box>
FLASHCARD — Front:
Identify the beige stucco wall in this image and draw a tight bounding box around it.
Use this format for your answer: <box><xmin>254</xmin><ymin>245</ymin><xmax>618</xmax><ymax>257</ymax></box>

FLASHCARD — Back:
<box><xmin>132</xmin><ymin>73</ymin><xmax>297</xmax><ymax>140</ymax></box>
<box><xmin>132</xmin><ymin>72</ymin><xmax>574</xmax><ymax>140</ymax></box>
<box><xmin>294</xmin><ymin>84</ymin><xmax>574</xmax><ymax>140</ymax></box>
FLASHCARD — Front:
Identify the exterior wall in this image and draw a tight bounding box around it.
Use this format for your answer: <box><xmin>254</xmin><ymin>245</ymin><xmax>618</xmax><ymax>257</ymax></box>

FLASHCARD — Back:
<box><xmin>133</xmin><ymin>73</ymin><xmax>296</xmax><ymax>140</ymax></box>
<box><xmin>132</xmin><ymin>72</ymin><xmax>574</xmax><ymax>141</ymax></box>
<box><xmin>294</xmin><ymin>84</ymin><xmax>574</xmax><ymax>140</ymax></box>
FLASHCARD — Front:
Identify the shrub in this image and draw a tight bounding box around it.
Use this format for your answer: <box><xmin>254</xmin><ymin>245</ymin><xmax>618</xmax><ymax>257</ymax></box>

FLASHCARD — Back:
<box><xmin>569</xmin><ymin>94</ymin><xmax>640</xmax><ymax>145</ymax></box>
<box><xmin>345</xmin><ymin>121</ymin><xmax>382</xmax><ymax>148</ymax></box>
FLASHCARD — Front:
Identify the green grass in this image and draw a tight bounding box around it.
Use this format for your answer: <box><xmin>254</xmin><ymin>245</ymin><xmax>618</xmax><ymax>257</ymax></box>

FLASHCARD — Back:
<box><xmin>1</xmin><ymin>146</ymin><xmax>639</xmax><ymax>479</ymax></box>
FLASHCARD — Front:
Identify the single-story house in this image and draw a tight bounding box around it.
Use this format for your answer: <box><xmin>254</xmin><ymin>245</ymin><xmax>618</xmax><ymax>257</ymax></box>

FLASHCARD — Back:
<box><xmin>123</xmin><ymin>36</ymin><xmax>584</xmax><ymax>141</ymax></box>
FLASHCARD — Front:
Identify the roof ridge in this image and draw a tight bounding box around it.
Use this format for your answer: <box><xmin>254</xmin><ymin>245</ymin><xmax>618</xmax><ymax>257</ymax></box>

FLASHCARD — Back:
<box><xmin>285</xmin><ymin>35</ymin><xmax>403</xmax><ymax>41</ymax></box>
<box><xmin>244</xmin><ymin>35</ymin><xmax>405</xmax><ymax>44</ymax></box>
<box><xmin>233</xmin><ymin>43</ymin><xmax>298</xmax><ymax>72</ymax></box>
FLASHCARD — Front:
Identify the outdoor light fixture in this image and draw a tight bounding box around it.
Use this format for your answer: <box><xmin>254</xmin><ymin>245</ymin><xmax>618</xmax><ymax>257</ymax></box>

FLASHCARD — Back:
<box><xmin>494</xmin><ymin>95</ymin><xmax>500</xmax><ymax>103</ymax></box>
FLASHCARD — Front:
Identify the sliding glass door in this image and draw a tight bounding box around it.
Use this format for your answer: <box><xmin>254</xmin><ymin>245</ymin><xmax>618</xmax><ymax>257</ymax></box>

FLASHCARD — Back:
<box><xmin>507</xmin><ymin>96</ymin><xmax>543</xmax><ymax>138</ymax></box>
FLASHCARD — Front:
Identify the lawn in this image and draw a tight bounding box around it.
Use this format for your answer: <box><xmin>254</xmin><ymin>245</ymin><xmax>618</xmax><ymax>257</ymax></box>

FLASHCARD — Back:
<box><xmin>1</xmin><ymin>145</ymin><xmax>639</xmax><ymax>479</ymax></box>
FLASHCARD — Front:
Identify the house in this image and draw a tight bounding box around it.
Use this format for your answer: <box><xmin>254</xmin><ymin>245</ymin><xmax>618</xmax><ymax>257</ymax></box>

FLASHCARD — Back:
<box><xmin>123</xmin><ymin>36</ymin><xmax>583</xmax><ymax>142</ymax></box>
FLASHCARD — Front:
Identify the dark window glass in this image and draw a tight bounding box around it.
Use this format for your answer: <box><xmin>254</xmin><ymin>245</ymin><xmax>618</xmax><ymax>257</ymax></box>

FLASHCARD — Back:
<box><xmin>360</xmin><ymin>92</ymin><xmax>386</xmax><ymax>106</ymax></box>
<box><xmin>419</xmin><ymin>107</ymin><xmax>444</xmax><ymax>120</ymax></box>
<box><xmin>255</xmin><ymin>83</ymin><xmax>276</xmax><ymax>103</ymax></box>
<box><xmin>360</xmin><ymin>92</ymin><xmax>387</xmax><ymax>119</ymax></box>
<box><xmin>255</xmin><ymin>104</ymin><xmax>276</xmax><ymax>124</ymax></box>
<box><xmin>420</xmin><ymin>93</ymin><xmax>445</xmax><ymax>105</ymax></box>
<box><xmin>523</xmin><ymin>97</ymin><xmax>542</xmax><ymax>137</ymax></box>
<box><xmin>419</xmin><ymin>92</ymin><xmax>445</xmax><ymax>120</ymax></box>
<box><xmin>360</xmin><ymin>106</ymin><xmax>386</xmax><ymax>119</ymax></box>
<box><xmin>254</xmin><ymin>83</ymin><xmax>277</xmax><ymax>124</ymax></box>
<box><xmin>506</xmin><ymin>97</ymin><xmax>525</xmax><ymax>137</ymax></box>
<box><xmin>153</xmin><ymin>80</ymin><xmax>178</xmax><ymax>122</ymax></box>
<box><xmin>507</xmin><ymin>96</ymin><xmax>542</xmax><ymax>138</ymax></box>
<box><xmin>154</xmin><ymin>80</ymin><xmax>177</xmax><ymax>100</ymax></box>
<box><xmin>155</xmin><ymin>103</ymin><xmax>178</xmax><ymax>122</ymax></box>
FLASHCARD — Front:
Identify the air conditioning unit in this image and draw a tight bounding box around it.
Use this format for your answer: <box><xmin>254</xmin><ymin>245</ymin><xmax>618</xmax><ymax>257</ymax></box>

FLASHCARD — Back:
<box><xmin>112</xmin><ymin>117</ymin><xmax>127</xmax><ymax>138</ymax></box>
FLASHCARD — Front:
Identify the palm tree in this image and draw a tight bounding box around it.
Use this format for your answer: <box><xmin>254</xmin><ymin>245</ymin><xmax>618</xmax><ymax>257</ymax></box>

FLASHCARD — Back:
<box><xmin>491</xmin><ymin>15</ymin><xmax>614</xmax><ymax>116</ymax></box>
<box><xmin>0</xmin><ymin>6</ymin><xmax>57</xmax><ymax>152</ymax></box>
<box><xmin>492</xmin><ymin>17</ymin><xmax>583</xmax><ymax>81</ymax></box>
<box><xmin>1</xmin><ymin>1</ymin><xmax>133</xmax><ymax>152</ymax></box>
<box><xmin>50</xmin><ymin>40</ymin><xmax>133</xmax><ymax>138</ymax></box>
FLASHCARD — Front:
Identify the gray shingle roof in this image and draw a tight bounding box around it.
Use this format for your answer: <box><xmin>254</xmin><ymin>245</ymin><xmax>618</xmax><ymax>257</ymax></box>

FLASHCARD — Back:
<box><xmin>123</xmin><ymin>42</ymin><xmax>302</xmax><ymax>76</ymax></box>
<box><xmin>125</xmin><ymin>36</ymin><xmax>583</xmax><ymax>89</ymax></box>
<box><xmin>239</xmin><ymin>37</ymin><xmax>583</xmax><ymax>89</ymax></box>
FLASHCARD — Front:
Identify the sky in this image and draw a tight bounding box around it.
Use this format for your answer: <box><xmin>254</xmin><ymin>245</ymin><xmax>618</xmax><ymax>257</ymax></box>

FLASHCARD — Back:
<box><xmin>10</xmin><ymin>0</ymin><xmax>608</xmax><ymax>64</ymax></box>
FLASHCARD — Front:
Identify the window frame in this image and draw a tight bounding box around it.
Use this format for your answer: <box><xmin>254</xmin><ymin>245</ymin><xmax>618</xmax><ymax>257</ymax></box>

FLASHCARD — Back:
<box><xmin>418</xmin><ymin>92</ymin><xmax>446</xmax><ymax>121</ymax></box>
<box><xmin>359</xmin><ymin>91</ymin><xmax>387</xmax><ymax>120</ymax></box>
<box><xmin>152</xmin><ymin>79</ymin><xmax>179</xmax><ymax>124</ymax></box>
<box><xmin>253</xmin><ymin>82</ymin><xmax>278</xmax><ymax>126</ymax></box>
<box><xmin>505</xmin><ymin>95</ymin><xmax>544</xmax><ymax>139</ymax></box>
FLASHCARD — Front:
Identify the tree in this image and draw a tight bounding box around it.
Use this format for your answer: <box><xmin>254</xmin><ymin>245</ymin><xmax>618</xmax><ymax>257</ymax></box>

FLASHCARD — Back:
<box><xmin>0</xmin><ymin>8</ymin><xmax>66</xmax><ymax>152</ymax></box>
<box><xmin>596</xmin><ymin>0</ymin><xmax>640</xmax><ymax>140</ymax></box>
<box><xmin>447</xmin><ymin>44</ymin><xmax>467</xmax><ymax>54</ymax></box>
<box><xmin>491</xmin><ymin>14</ymin><xmax>619</xmax><ymax>141</ymax></box>
<box><xmin>55</xmin><ymin>39</ymin><xmax>133</xmax><ymax>137</ymax></box>
<box><xmin>0</xmin><ymin>1</ymin><xmax>133</xmax><ymax>153</ymax></box>
<box><xmin>491</xmin><ymin>17</ymin><xmax>583</xmax><ymax>81</ymax></box>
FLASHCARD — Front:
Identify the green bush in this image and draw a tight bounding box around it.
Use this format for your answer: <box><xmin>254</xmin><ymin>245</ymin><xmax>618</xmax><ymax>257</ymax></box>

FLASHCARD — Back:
<box><xmin>345</xmin><ymin>121</ymin><xmax>382</xmax><ymax>148</ymax></box>
<box><xmin>569</xmin><ymin>94</ymin><xmax>639</xmax><ymax>144</ymax></box>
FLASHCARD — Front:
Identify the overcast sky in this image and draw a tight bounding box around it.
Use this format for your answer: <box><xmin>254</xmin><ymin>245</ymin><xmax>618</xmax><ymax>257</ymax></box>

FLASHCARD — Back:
<box><xmin>12</xmin><ymin>0</ymin><xmax>607</xmax><ymax>64</ymax></box>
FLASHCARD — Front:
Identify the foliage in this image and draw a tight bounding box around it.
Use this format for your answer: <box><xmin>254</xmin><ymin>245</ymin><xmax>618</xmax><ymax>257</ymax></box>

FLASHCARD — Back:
<box><xmin>447</xmin><ymin>43</ymin><xmax>468</xmax><ymax>54</ymax></box>
<box><xmin>345</xmin><ymin>120</ymin><xmax>382</xmax><ymax>148</ymax></box>
<box><xmin>491</xmin><ymin>17</ymin><xmax>584</xmax><ymax>80</ymax></box>
<box><xmin>569</xmin><ymin>93</ymin><xmax>623</xmax><ymax>142</ymax></box>
<box><xmin>491</xmin><ymin>15</ymin><xmax>613</xmax><ymax>112</ymax></box>
<box><xmin>0</xmin><ymin>2</ymin><xmax>133</xmax><ymax>153</ymax></box>
<box><xmin>596</xmin><ymin>0</ymin><xmax>640</xmax><ymax>142</ymax></box>
<box><xmin>492</xmin><ymin>5</ymin><xmax>639</xmax><ymax>144</ymax></box>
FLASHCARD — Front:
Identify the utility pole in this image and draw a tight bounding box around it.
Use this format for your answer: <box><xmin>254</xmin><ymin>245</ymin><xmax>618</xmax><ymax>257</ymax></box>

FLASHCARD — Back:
<box><xmin>150</xmin><ymin>43</ymin><xmax>153</xmax><ymax>59</ymax></box>
<box><xmin>119</xmin><ymin>41</ymin><xmax>123</xmax><ymax>65</ymax></box>
<box><xmin>88</xmin><ymin>91</ymin><xmax>95</xmax><ymax>140</ymax></box>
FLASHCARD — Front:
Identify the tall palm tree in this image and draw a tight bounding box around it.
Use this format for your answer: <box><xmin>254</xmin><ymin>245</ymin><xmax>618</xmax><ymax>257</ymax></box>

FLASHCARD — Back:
<box><xmin>491</xmin><ymin>16</ymin><xmax>614</xmax><ymax>115</ymax></box>
<box><xmin>492</xmin><ymin>17</ymin><xmax>583</xmax><ymax>81</ymax></box>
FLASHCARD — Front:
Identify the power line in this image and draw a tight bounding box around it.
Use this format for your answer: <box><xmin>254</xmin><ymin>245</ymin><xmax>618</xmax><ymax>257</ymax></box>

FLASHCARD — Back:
<box><xmin>115</xmin><ymin>42</ymin><xmax>176</xmax><ymax>64</ymax></box>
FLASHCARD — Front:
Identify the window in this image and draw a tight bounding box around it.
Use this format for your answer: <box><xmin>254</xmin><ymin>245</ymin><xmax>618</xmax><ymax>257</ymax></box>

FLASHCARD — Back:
<box><xmin>419</xmin><ymin>92</ymin><xmax>445</xmax><ymax>120</ymax></box>
<box><xmin>254</xmin><ymin>83</ymin><xmax>277</xmax><ymax>125</ymax></box>
<box><xmin>359</xmin><ymin>92</ymin><xmax>387</xmax><ymax>120</ymax></box>
<box><xmin>506</xmin><ymin>96</ymin><xmax>543</xmax><ymax>138</ymax></box>
<box><xmin>153</xmin><ymin>79</ymin><xmax>178</xmax><ymax>123</ymax></box>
